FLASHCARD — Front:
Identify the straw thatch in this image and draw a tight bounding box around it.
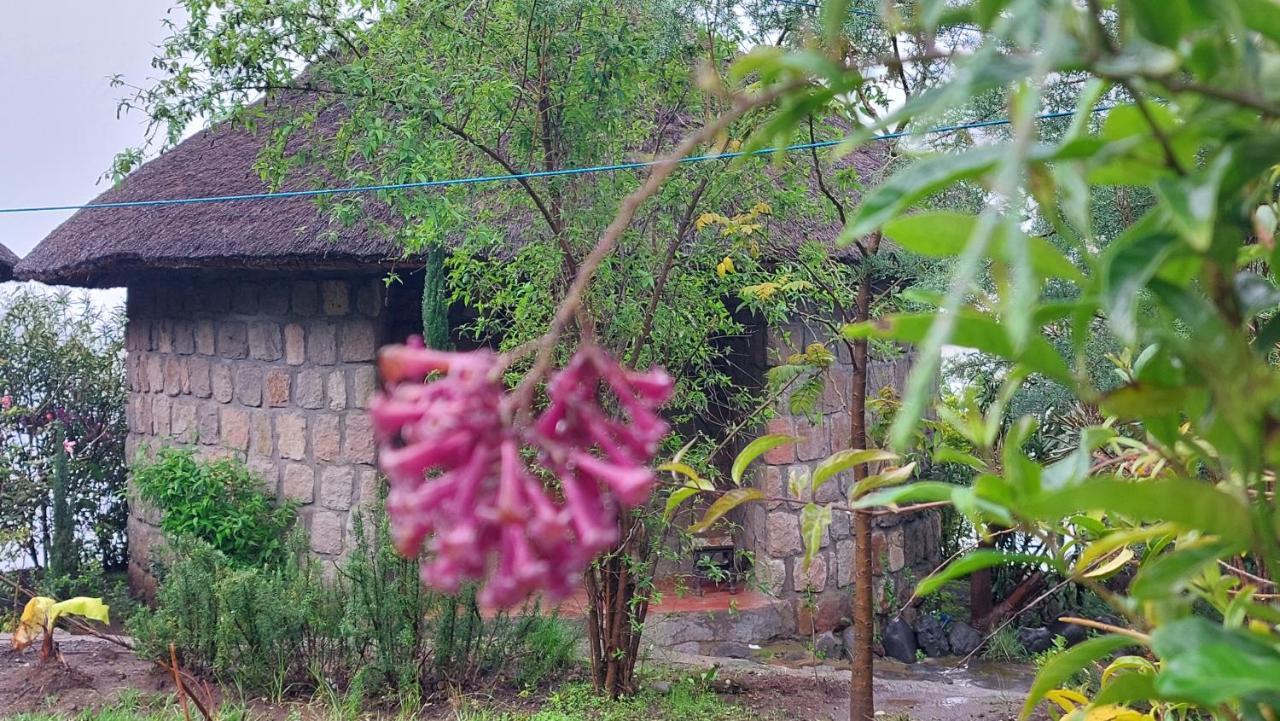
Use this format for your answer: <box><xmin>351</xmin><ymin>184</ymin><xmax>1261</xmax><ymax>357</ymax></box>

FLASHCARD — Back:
<box><xmin>0</xmin><ymin>243</ymin><xmax>17</xmax><ymax>281</ymax></box>
<box><xmin>16</xmin><ymin>90</ymin><xmax>888</xmax><ymax>288</ymax></box>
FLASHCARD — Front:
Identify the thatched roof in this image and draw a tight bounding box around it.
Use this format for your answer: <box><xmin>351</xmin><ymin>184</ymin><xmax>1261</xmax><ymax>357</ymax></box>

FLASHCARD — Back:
<box><xmin>16</xmin><ymin>92</ymin><xmax>888</xmax><ymax>288</ymax></box>
<box><xmin>0</xmin><ymin>243</ymin><xmax>17</xmax><ymax>281</ymax></box>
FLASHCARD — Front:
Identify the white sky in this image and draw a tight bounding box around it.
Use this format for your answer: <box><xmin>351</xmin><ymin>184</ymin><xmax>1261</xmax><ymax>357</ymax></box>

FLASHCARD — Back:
<box><xmin>0</xmin><ymin>0</ymin><xmax>178</xmax><ymax>260</ymax></box>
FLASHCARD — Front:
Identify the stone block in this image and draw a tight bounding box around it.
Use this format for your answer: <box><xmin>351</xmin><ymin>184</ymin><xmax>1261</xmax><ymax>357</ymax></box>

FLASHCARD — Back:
<box><xmin>326</xmin><ymin>371</ymin><xmax>347</xmax><ymax>410</ymax></box>
<box><xmin>171</xmin><ymin>400</ymin><xmax>197</xmax><ymax>443</ymax></box>
<box><xmin>320</xmin><ymin>466</ymin><xmax>354</xmax><ymax>510</ymax></box>
<box><xmin>188</xmin><ymin>356</ymin><xmax>212</xmax><ymax>398</ymax></box>
<box><xmin>759</xmin><ymin>465</ymin><xmax>784</xmax><ymax>509</ymax></box>
<box><xmin>320</xmin><ymin>280</ymin><xmax>350</xmax><ymax>316</ymax></box>
<box><xmin>310</xmin><ymin>510</ymin><xmax>344</xmax><ymax>554</ymax></box>
<box><xmin>765</xmin><ymin>511</ymin><xmax>802</xmax><ymax>558</ymax></box>
<box><xmin>888</xmin><ymin>529</ymin><xmax>906</xmax><ymax>572</ymax></box>
<box><xmin>792</xmin><ymin>553</ymin><xmax>829</xmax><ymax>592</ymax></box>
<box><xmin>163</xmin><ymin>356</ymin><xmax>185</xmax><ymax>397</ymax></box>
<box><xmin>235</xmin><ymin>366</ymin><xmax>263</xmax><ymax>407</ymax></box>
<box><xmin>152</xmin><ymin>395</ymin><xmax>172</xmax><ymax>437</ymax></box>
<box><xmin>795</xmin><ymin>418</ymin><xmax>830</xmax><ymax>461</ymax></box>
<box><xmin>821</xmin><ymin>366</ymin><xmax>850</xmax><ymax>413</ymax></box>
<box><xmin>248</xmin><ymin>457</ymin><xmax>278</xmax><ymax>488</ymax></box>
<box><xmin>836</xmin><ymin>539</ymin><xmax>855</xmax><ymax>588</ymax></box>
<box><xmin>221</xmin><ymin>407</ymin><xmax>250</xmax><ymax>450</ymax></box>
<box><xmin>312</xmin><ymin>415</ymin><xmax>341</xmax><ymax>462</ymax></box>
<box><xmin>763</xmin><ymin>416</ymin><xmax>796</xmax><ymax>464</ymax></box>
<box><xmin>277</xmin><ymin>413</ymin><xmax>307</xmax><ymax>460</ymax></box>
<box><xmin>756</xmin><ymin>555</ymin><xmax>787</xmax><ymax>596</ymax></box>
<box><xmin>156</xmin><ymin>320</ymin><xmax>173</xmax><ymax>353</ymax></box>
<box><xmin>355</xmin><ymin>279</ymin><xmax>381</xmax><ymax>316</ymax></box>
<box><xmin>217</xmin><ymin>321</ymin><xmax>248</xmax><ymax>359</ymax></box>
<box><xmin>786</xmin><ymin>465</ymin><xmax>813</xmax><ymax>504</ymax></box>
<box><xmin>201</xmin><ymin>282</ymin><xmax>231</xmax><ymax>313</ymax></box>
<box><xmin>356</xmin><ymin>466</ymin><xmax>381</xmax><ymax>506</ymax></box>
<box><xmin>173</xmin><ymin>320</ymin><xmax>196</xmax><ymax>355</ymax></box>
<box><xmin>250</xmin><ymin>411</ymin><xmax>274</xmax><ymax>457</ymax></box>
<box><xmin>248</xmin><ymin>321</ymin><xmax>283</xmax><ymax>361</ymax></box>
<box><xmin>211</xmin><ymin>363</ymin><xmax>233</xmax><ymax>403</ymax></box>
<box><xmin>197</xmin><ymin>404</ymin><xmax>219</xmax><ymax>445</ymax></box>
<box><xmin>351</xmin><ymin>366</ymin><xmax>376</xmax><ymax>408</ymax></box>
<box><xmin>265</xmin><ymin>368</ymin><xmax>291</xmax><ymax>407</ymax></box>
<box><xmin>283</xmin><ymin>323</ymin><xmax>306</xmax><ymax>365</ymax></box>
<box><xmin>296</xmin><ymin>370</ymin><xmax>325</xmax><ymax>409</ymax></box>
<box><xmin>146</xmin><ymin>355</ymin><xmax>164</xmax><ymax>392</ymax></box>
<box><xmin>342</xmin><ymin>413</ymin><xmax>376</xmax><ymax>464</ymax></box>
<box><xmin>307</xmin><ymin>322</ymin><xmax>337</xmax><ymax>365</ymax></box>
<box><xmin>282</xmin><ymin>463</ymin><xmax>315</xmax><ymax>503</ymax></box>
<box><xmin>259</xmin><ymin>283</ymin><xmax>290</xmax><ymax>315</ymax></box>
<box><xmin>126</xmin><ymin>322</ymin><xmax>148</xmax><ymax>351</ymax></box>
<box><xmin>195</xmin><ymin>320</ymin><xmax>216</xmax><ymax>355</ymax></box>
<box><xmin>339</xmin><ymin>320</ymin><xmax>377</xmax><ymax>362</ymax></box>
<box><xmin>291</xmin><ymin>281</ymin><xmax>318</xmax><ymax>316</ymax></box>
<box><xmin>232</xmin><ymin>283</ymin><xmax>259</xmax><ymax>314</ymax></box>
<box><xmin>830</xmin><ymin>509</ymin><xmax>851</xmax><ymax>540</ymax></box>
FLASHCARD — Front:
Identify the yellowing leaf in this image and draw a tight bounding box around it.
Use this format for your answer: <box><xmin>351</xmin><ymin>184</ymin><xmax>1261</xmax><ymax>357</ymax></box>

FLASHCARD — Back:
<box><xmin>716</xmin><ymin>256</ymin><xmax>735</xmax><ymax>277</ymax></box>
<box><xmin>1082</xmin><ymin>547</ymin><xmax>1135</xmax><ymax>580</ymax></box>
<box><xmin>49</xmin><ymin>597</ymin><xmax>110</xmax><ymax>627</ymax></box>
<box><xmin>1046</xmin><ymin>688</ymin><xmax>1089</xmax><ymax>712</ymax></box>
<box><xmin>1085</xmin><ymin>705</ymin><xmax>1152</xmax><ymax>721</ymax></box>
<box><xmin>11</xmin><ymin>597</ymin><xmax>55</xmax><ymax>651</ymax></box>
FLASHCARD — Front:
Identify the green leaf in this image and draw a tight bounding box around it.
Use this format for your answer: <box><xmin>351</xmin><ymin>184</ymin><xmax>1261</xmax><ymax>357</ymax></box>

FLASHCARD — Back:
<box><xmin>1019</xmin><ymin>477</ymin><xmax>1253</xmax><ymax>546</ymax></box>
<box><xmin>688</xmin><ymin>488</ymin><xmax>765</xmax><ymax>534</ymax></box>
<box><xmin>664</xmin><ymin>486</ymin><xmax>705</xmax><ymax>520</ymax></box>
<box><xmin>731</xmin><ymin>435</ymin><xmax>797</xmax><ymax>486</ymax></box>
<box><xmin>811</xmin><ymin>449</ymin><xmax>899</xmax><ymax>493</ymax></box>
<box><xmin>1130</xmin><ymin>540</ymin><xmax>1238</xmax><ymax>600</ymax></box>
<box><xmin>845</xmin><ymin>146</ymin><xmax>1004</xmax><ymax>238</ymax></box>
<box><xmin>1098</xmin><ymin>210</ymin><xmax>1180</xmax><ymax>345</ymax></box>
<box><xmin>853</xmin><ymin>481</ymin><xmax>959</xmax><ymax>509</ymax></box>
<box><xmin>843</xmin><ymin>311</ymin><xmax>1073</xmax><ymax>385</ymax></box>
<box><xmin>1152</xmin><ymin>617</ymin><xmax>1280</xmax><ymax>705</ymax></box>
<box><xmin>916</xmin><ymin>549</ymin><xmax>1057</xmax><ymax>597</ymax></box>
<box><xmin>1021</xmin><ymin>635</ymin><xmax>1138</xmax><ymax>720</ymax></box>
<box><xmin>1153</xmin><ymin>150</ymin><xmax>1232</xmax><ymax>252</ymax></box>
<box><xmin>1235</xmin><ymin>0</ymin><xmax>1280</xmax><ymax>45</ymax></box>
<box><xmin>883</xmin><ymin>212</ymin><xmax>1083</xmax><ymax>282</ymax></box>
<box><xmin>850</xmin><ymin>462</ymin><xmax>917</xmax><ymax>500</ymax></box>
<box><xmin>1126</xmin><ymin>0</ymin><xmax>1189</xmax><ymax>48</ymax></box>
<box><xmin>799</xmin><ymin>503</ymin><xmax>832</xmax><ymax>570</ymax></box>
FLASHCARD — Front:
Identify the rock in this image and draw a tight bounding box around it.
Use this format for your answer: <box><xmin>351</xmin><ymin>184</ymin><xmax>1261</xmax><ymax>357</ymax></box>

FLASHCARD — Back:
<box><xmin>1018</xmin><ymin>626</ymin><xmax>1055</xmax><ymax>654</ymax></box>
<box><xmin>882</xmin><ymin>618</ymin><xmax>919</xmax><ymax>664</ymax></box>
<box><xmin>841</xmin><ymin>626</ymin><xmax>857</xmax><ymax>661</ymax></box>
<box><xmin>650</xmin><ymin>680</ymin><xmax>672</xmax><ymax>694</ymax></box>
<box><xmin>814</xmin><ymin>631</ymin><xmax>843</xmax><ymax>661</ymax></box>
<box><xmin>1047</xmin><ymin>620</ymin><xmax>1088</xmax><ymax>647</ymax></box>
<box><xmin>915</xmin><ymin>614</ymin><xmax>951</xmax><ymax>657</ymax></box>
<box><xmin>948</xmin><ymin>622</ymin><xmax>983</xmax><ymax>657</ymax></box>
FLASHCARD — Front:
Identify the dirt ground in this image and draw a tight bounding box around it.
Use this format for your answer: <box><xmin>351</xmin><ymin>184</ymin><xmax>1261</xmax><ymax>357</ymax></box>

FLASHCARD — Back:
<box><xmin>1</xmin><ymin>634</ymin><xmax>1034</xmax><ymax>721</ymax></box>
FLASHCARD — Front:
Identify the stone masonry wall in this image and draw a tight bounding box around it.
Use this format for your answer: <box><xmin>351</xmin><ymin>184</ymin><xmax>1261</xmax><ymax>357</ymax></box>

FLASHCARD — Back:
<box><xmin>123</xmin><ymin>275</ymin><xmax>385</xmax><ymax>589</ymax></box>
<box><xmin>742</xmin><ymin>321</ymin><xmax>943</xmax><ymax>633</ymax></box>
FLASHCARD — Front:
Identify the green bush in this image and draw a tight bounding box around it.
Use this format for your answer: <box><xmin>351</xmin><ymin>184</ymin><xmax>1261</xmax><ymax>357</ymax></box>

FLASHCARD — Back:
<box><xmin>133</xmin><ymin>449</ymin><xmax>295</xmax><ymax>567</ymax></box>
<box><xmin>131</xmin><ymin>497</ymin><xmax>580</xmax><ymax>704</ymax></box>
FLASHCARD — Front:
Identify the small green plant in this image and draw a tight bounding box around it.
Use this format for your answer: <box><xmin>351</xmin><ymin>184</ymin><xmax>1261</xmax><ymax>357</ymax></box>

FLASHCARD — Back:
<box><xmin>133</xmin><ymin>448</ymin><xmax>295</xmax><ymax>567</ymax></box>
<box><xmin>980</xmin><ymin>626</ymin><xmax>1028</xmax><ymax>663</ymax></box>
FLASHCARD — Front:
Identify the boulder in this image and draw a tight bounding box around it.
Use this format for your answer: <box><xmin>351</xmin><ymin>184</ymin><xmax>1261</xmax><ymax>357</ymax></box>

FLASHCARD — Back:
<box><xmin>948</xmin><ymin>622</ymin><xmax>983</xmax><ymax>657</ymax></box>
<box><xmin>1047</xmin><ymin>620</ymin><xmax>1088</xmax><ymax>647</ymax></box>
<box><xmin>1018</xmin><ymin>626</ymin><xmax>1055</xmax><ymax>654</ymax></box>
<box><xmin>915</xmin><ymin>614</ymin><xmax>951</xmax><ymax>657</ymax></box>
<box><xmin>882</xmin><ymin>617</ymin><xmax>919</xmax><ymax>664</ymax></box>
<box><xmin>841</xmin><ymin>625</ymin><xmax>857</xmax><ymax>660</ymax></box>
<box><xmin>814</xmin><ymin>631</ymin><xmax>844</xmax><ymax>661</ymax></box>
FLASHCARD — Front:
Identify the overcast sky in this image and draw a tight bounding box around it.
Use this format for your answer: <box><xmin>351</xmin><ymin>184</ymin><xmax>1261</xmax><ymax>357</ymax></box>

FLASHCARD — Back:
<box><xmin>0</xmin><ymin>1</ymin><xmax>179</xmax><ymax>259</ymax></box>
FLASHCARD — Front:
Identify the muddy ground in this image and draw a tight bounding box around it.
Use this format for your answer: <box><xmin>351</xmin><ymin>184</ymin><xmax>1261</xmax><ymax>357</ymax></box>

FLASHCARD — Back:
<box><xmin>1</xmin><ymin>634</ymin><xmax>1034</xmax><ymax>720</ymax></box>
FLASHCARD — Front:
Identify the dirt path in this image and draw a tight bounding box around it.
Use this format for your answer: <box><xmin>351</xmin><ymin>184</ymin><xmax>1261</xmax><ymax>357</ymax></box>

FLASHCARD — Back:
<box><xmin>650</xmin><ymin>648</ymin><xmax>1035</xmax><ymax>721</ymax></box>
<box><xmin>0</xmin><ymin>634</ymin><xmax>175</xmax><ymax>716</ymax></box>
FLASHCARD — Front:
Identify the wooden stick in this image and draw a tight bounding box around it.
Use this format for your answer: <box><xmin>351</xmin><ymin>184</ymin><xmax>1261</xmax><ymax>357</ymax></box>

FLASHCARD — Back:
<box><xmin>171</xmin><ymin>643</ymin><xmax>193</xmax><ymax>721</ymax></box>
<box><xmin>1057</xmin><ymin>615</ymin><xmax>1151</xmax><ymax>643</ymax></box>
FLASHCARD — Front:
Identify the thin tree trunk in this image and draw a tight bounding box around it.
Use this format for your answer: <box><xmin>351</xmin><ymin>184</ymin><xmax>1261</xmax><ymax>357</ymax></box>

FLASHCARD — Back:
<box><xmin>848</xmin><ymin>269</ymin><xmax>875</xmax><ymax>721</ymax></box>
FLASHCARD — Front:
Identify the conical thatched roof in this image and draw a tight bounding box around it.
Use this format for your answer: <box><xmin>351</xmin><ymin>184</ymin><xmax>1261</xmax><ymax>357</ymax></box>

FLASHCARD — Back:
<box><xmin>0</xmin><ymin>243</ymin><xmax>17</xmax><ymax>281</ymax></box>
<box><xmin>17</xmin><ymin>92</ymin><xmax>888</xmax><ymax>289</ymax></box>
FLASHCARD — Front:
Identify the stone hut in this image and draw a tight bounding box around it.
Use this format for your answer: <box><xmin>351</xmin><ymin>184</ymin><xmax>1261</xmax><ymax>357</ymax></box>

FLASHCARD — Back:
<box><xmin>0</xmin><ymin>243</ymin><xmax>17</xmax><ymax>281</ymax></box>
<box><xmin>15</xmin><ymin>108</ymin><xmax>940</xmax><ymax>628</ymax></box>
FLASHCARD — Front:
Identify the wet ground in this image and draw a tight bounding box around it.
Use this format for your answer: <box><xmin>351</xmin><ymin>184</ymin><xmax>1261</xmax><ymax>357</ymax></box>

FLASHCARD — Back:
<box><xmin>652</xmin><ymin>640</ymin><xmax>1037</xmax><ymax>721</ymax></box>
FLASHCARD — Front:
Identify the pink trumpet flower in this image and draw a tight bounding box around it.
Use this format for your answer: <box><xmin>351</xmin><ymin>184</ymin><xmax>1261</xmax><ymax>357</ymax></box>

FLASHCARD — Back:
<box><xmin>369</xmin><ymin>337</ymin><xmax>673</xmax><ymax>609</ymax></box>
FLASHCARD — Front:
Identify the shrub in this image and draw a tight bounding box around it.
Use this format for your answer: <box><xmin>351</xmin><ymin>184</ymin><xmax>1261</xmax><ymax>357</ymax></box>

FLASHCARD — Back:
<box><xmin>130</xmin><ymin>498</ymin><xmax>581</xmax><ymax>704</ymax></box>
<box><xmin>133</xmin><ymin>449</ymin><xmax>295</xmax><ymax>567</ymax></box>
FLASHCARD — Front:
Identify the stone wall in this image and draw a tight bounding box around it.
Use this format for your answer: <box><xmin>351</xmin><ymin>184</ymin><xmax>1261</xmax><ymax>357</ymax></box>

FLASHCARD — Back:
<box><xmin>123</xmin><ymin>275</ymin><xmax>386</xmax><ymax>589</ymax></box>
<box><xmin>741</xmin><ymin>322</ymin><xmax>943</xmax><ymax>633</ymax></box>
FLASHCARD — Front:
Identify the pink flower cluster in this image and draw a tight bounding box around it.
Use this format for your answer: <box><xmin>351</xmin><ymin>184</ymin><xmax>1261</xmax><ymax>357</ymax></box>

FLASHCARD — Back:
<box><xmin>369</xmin><ymin>338</ymin><xmax>673</xmax><ymax>609</ymax></box>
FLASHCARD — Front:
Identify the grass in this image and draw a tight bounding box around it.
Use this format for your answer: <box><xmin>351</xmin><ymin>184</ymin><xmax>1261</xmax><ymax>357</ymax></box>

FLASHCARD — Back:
<box><xmin>5</xmin><ymin>676</ymin><xmax>754</xmax><ymax>721</ymax></box>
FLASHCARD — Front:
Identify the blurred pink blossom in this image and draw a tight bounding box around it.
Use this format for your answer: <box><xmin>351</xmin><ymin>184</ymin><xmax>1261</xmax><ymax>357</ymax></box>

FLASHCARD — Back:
<box><xmin>0</xmin><ymin>395</ymin><xmax>11</xmax><ymax>410</ymax></box>
<box><xmin>370</xmin><ymin>337</ymin><xmax>672</xmax><ymax>609</ymax></box>
<box><xmin>62</xmin><ymin>439</ymin><xmax>76</xmax><ymax>457</ymax></box>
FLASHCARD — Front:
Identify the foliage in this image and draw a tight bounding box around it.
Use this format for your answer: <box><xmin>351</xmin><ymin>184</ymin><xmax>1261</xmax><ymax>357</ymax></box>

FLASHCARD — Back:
<box><xmin>718</xmin><ymin>0</ymin><xmax>1280</xmax><ymax>718</ymax></box>
<box><xmin>129</xmin><ymin>503</ymin><xmax>579</xmax><ymax>703</ymax></box>
<box><xmin>0</xmin><ymin>288</ymin><xmax>127</xmax><ymax>572</ymax></box>
<box><xmin>980</xmin><ymin>626</ymin><xmax>1028</xmax><ymax>663</ymax></box>
<box><xmin>132</xmin><ymin>449</ymin><xmax>296</xmax><ymax>568</ymax></box>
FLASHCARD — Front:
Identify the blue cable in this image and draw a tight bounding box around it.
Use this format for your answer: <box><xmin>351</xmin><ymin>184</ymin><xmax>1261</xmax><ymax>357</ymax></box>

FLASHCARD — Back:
<box><xmin>0</xmin><ymin>106</ymin><xmax>1103</xmax><ymax>215</ymax></box>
